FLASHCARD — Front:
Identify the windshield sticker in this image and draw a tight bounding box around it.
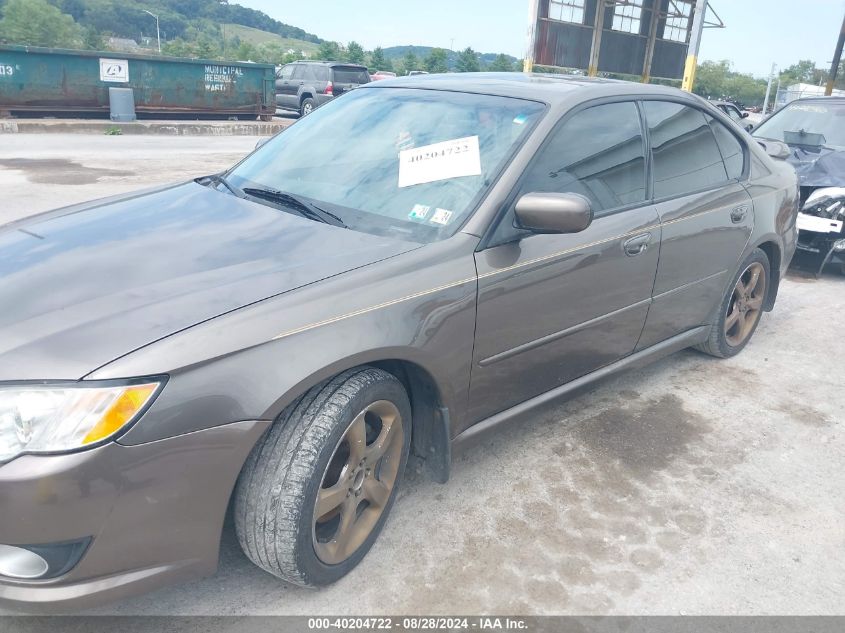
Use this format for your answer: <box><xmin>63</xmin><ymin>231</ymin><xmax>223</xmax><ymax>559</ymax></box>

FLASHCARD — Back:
<box><xmin>430</xmin><ymin>208</ymin><xmax>453</xmax><ymax>225</ymax></box>
<box><xmin>398</xmin><ymin>135</ymin><xmax>482</xmax><ymax>188</ymax></box>
<box><xmin>409</xmin><ymin>204</ymin><xmax>431</xmax><ymax>221</ymax></box>
<box><xmin>396</xmin><ymin>130</ymin><xmax>415</xmax><ymax>151</ymax></box>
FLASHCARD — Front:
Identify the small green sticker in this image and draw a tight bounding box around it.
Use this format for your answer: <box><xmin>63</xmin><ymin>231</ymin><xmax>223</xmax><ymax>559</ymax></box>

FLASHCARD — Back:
<box><xmin>409</xmin><ymin>204</ymin><xmax>431</xmax><ymax>221</ymax></box>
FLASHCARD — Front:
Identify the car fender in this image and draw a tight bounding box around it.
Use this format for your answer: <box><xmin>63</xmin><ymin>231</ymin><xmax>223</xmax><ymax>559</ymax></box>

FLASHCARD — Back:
<box><xmin>90</xmin><ymin>235</ymin><xmax>481</xmax><ymax>447</ymax></box>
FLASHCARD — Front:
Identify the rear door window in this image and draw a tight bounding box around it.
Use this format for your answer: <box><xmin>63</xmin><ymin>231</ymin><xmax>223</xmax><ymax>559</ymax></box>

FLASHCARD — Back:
<box><xmin>643</xmin><ymin>101</ymin><xmax>729</xmax><ymax>199</ymax></box>
<box><xmin>300</xmin><ymin>65</ymin><xmax>319</xmax><ymax>82</ymax></box>
<box><xmin>332</xmin><ymin>67</ymin><xmax>371</xmax><ymax>85</ymax></box>
<box><xmin>707</xmin><ymin>115</ymin><xmax>746</xmax><ymax>180</ymax></box>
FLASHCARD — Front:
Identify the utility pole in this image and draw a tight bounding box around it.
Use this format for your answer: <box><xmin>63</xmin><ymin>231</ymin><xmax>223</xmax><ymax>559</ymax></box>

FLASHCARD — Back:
<box><xmin>681</xmin><ymin>0</ymin><xmax>707</xmax><ymax>91</ymax></box>
<box><xmin>824</xmin><ymin>10</ymin><xmax>845</xmax><ymax>96</ymax></box>
<box><xmin>143</xmin><ymin>10</ymin><xmax>161</xmax><ymax>54</ymax></box>
<box><xmin>763</xmin><ymin>62</ymin><xmax>776</xmax><ymax>114</ymax></box>
<box><xmin>587</xmin><ymin>0</ymin><xmax>608</xmax><ymax>77</ymax></box>
<box><xmin>523</xmin><ymin>0</ymin><xmax>540</xmax><ymax>73</ymax></box>
<box><xmin>641</xmin><ymin>1</ymin><xmax>662</xmax><ymax>83</ymax></box>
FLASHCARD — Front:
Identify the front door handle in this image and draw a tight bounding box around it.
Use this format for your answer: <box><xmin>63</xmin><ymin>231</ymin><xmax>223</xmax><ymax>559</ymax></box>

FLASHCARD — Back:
<box><xmin>623</xmin><ymin>233</ymin><xmax>651</xmax><ymax>257</ymax></box>
<box><xmin>731</xmin><ymin>205</ymin><xmax>749</xmax><ymax>223</ymax></box>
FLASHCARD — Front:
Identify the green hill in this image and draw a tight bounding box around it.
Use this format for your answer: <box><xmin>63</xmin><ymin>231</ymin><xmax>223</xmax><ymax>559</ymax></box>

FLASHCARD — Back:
<box><xmin>222</xmin><ymin>24</ymin><xmax>319</xmax><ymax>55</ymax></box>
<box><xmin>0</xmin><ymin>0</ymin><xmax>321</xmax><ymax>63</ymax></box>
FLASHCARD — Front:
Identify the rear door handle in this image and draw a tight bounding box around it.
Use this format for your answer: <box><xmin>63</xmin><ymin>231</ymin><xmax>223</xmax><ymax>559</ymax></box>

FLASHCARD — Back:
<box><xmin>623</xmin><ymin>233</ymin><xmax>651</xmax><ymax>257</ymax></box>
<box><xmin>731</xmin><ymin>205</ymin><xmax>749</xmax><ymax>223</ymax></box>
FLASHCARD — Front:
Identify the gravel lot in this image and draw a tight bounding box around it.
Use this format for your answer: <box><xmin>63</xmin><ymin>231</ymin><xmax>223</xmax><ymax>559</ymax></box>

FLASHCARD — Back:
<box><xmin>1</xmin><ymin>134</ymin><xmax>843</xmax><ymax>616</ymax></box>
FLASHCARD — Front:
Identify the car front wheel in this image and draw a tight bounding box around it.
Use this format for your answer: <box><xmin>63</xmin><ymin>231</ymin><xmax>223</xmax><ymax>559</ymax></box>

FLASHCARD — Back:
<box><xmin>234</xmin><ymin>367</ymin><xmax>411</xmax><ymax>587</ymax></box>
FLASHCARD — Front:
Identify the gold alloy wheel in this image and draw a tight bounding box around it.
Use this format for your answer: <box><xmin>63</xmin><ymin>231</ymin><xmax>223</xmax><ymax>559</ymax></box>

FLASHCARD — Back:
<box><xmin>724</xmin><ymin>261</ymin><xmax>767</xmax><ymax>347</ymax></box>
<box><xmin>312</xmin><ymin>400</ymin><xmax>404</xmax><ymax>565</ymax></box>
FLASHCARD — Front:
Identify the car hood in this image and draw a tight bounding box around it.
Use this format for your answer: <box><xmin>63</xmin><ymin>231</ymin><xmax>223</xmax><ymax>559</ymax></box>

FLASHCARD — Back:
<box><xmin>782</xmin><ymin>144</ymin><xmax>845</xmax><ymax>188</ymax></box>
<box><xmin>0</xmin><ymin>182</ymin><xmax>419</xmax><ymax>381</ymax></box>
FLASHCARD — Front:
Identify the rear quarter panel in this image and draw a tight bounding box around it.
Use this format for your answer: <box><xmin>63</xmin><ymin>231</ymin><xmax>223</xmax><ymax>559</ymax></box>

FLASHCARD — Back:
<box><xmin>743</xmin><ymin>151</ymin><xmax>799</xmax><ymax>279</ymax></box>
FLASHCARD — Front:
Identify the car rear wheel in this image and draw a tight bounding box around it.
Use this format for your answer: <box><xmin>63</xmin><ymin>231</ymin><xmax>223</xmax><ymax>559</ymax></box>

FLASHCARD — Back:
<box><xmin>300</xmin><ymin>97</ymin><xmax>316</xmax><ymax>117</ymax></box>
<box><xmin>695</xmin><ymin>248</ymin><xmax>770</xmax><ymax>358</ymax></box>
<box><xmin>234</xmin><ymin>367</ymin><xmax>411</xmax><ymax>587</ymax></box>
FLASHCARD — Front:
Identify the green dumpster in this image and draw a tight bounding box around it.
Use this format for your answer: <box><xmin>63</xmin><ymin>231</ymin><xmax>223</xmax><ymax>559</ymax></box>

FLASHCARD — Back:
<box><xmin>0</xmin><ymin>45</ymin><xmax>276</xmax><ymax>119</ymax></box>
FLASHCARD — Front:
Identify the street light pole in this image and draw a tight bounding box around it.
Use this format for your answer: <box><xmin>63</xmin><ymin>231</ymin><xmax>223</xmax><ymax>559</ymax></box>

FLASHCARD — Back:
<box><xmin>523</xmin><ymin>0</ymin><xmax>539</xmax><ymax>73</ymax></box>
<box><xmin>763</xmin><ymin>62</ymin><xmax>777</xmax><ymax>114</ymax></box>
<box><xmin>824</xmin><ymin>11</ymin><xmax>845</xmax><ymax>96</ymax></box>
<box><xmin>143</xmin><ymin>10</ymin><xmax>161</xmax><ymax>54</ymax></box>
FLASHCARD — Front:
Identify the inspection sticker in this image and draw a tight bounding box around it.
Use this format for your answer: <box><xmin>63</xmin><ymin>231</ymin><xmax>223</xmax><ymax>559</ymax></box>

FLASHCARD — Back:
<box><xmin>409</xmin><ymin>204</ymin><xmax>431</xmax><ymax>221</ymax></box>
<box><xmin>797</xmin><ymin>212</ymin><xmax>843</xmax><ymax>234</ymax></box>
<box><xmin>398</xmin><ymin>135</ymin><xmax>481</xmax><ymax>188</ymax></box>
<box><xmin>430</xmin><ymin>208</ymin><xmax>453</xmax><ymax>225</ymax></box>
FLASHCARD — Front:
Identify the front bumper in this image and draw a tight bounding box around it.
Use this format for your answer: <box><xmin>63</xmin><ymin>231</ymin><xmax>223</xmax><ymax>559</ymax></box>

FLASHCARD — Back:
<box><xmin>795</xmin><ymin>230</ymin><xmax>845</xmax><ymax>275</ymax></box>
<box><xmin>0</xmin><ymin>420</ymin><xmax>268</xmax><ymax>612</ymax></box>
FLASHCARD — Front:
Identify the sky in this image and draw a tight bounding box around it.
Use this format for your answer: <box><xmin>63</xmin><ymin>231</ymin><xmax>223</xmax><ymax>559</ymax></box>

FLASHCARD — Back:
<box><xmin>239</xmin><ymin>0</ymin><xmax>845</xmax><ymax>78</ymax></box>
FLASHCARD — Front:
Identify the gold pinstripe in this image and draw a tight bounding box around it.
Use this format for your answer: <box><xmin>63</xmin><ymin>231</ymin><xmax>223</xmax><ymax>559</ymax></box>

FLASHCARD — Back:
<box><xmin>271</xmin><ymin>276</ymin><xmax>477</xmax><ymax>341</ymax></box>
<box><xmin>477</xmin><ymin>224</ymin><xmax>661</xmax><ymax>280</ymax></box>
<box><xmin>270</xmin><ymin>206</ymin><xmax>727</xmax><ymax>341</ymax></box>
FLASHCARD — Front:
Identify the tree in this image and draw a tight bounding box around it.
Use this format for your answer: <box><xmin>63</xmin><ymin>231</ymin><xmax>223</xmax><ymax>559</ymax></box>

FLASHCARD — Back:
<box><xmin>82</xmin><ymin>25</ymin><xmax>102</xmax><ymax>50</ymax></box>
<box><xmin>456</xmin><ymin>47</ymin><xmax>480</xmax><ymax>73</ymax></box>
<box><xmin>195</xmin><ymin>35</ymin><xmax>219</xmax><ymax>59</ymax></box>
<box><xmin>236</xmin><ymin>41</ymin><xmax>257</xmax><ymax>61</ymax></box>
<box><xmin>317</xmin><ymin>40</ymin><xmax>342</xmax><ymax>61</ymax></box>
<box><xmin>424</xmin><ymin>47</ymin><xmax>449</xmax><ymax>73</ymax></box>
<box><xmin>401</xmin><ymin>49</ymin><xmax>419</xmax><ymax>74</ymax></box>
<box><xmin>780</xmin><ymin>60</ymin><xmax>820</xmax><ymax>85</ymax></box>
<box><xmin>489</xmin><ymin>53</ymin><xmax>515</xmax><ymax>72</ymax></box>
<box><xmin>346</xmin><ymin>41</ymin><xmax>365</xmax><ymax>65</ymax></box>
<box><xmin>0</xmin><ymin>0</ymin><xmax>82</xmax><ymax>48</ymax></box>
<box><xmin>693</xmin><ymin>60</ymin><xmax>767</xmax><ymax>108</ymax></box>
<box><xmin>369</xmin><ymin>46</ymin><xmax>391</xmax><ymax>72</ymax></box>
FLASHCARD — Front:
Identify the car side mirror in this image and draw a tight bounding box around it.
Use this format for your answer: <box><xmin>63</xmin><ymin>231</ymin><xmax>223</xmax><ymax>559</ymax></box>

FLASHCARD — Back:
<box><xmin>755</xmin><ymin>138</ymin><xmax>790</xmax><ymax>159</ymax></box>
<box><xmin>514</xmin><ymin>192</ymin><xmax>593</xmax><ymax>234</ymax></box>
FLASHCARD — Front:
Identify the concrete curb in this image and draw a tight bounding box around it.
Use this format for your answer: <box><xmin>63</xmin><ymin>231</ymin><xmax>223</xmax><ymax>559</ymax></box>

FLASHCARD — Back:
<box><xmin>0</xmin><ymin>119</ymin><xmax>292</xmax><ymax>135</ymax></box>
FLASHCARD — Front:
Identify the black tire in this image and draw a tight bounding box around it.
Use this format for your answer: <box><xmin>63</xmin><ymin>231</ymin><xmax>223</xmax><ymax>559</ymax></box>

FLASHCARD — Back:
<box><xmin>300</xmin><ymin>97</ymin><xmax>316</xmax><ymax>117</ymax></box>
<box><xmin>695</xmin><ymin>248</ymin><xmax>770</xmax><ymax>358</ymax></box>
<box><xmin>234</xmin><ymin>367</ymin><xmax>412</xmax><ymax>587</ymax></box>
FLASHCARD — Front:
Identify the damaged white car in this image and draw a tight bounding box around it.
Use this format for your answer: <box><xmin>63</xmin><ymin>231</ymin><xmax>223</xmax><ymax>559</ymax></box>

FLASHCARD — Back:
<box><xmin>753</xmin><ymin>97</ymin><xmax>845</xmax><ymax>275</ymax></box>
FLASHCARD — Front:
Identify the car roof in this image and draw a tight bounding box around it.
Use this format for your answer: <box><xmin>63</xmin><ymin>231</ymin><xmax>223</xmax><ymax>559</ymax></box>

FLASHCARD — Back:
<box><xmin>710</xmin><ymin>100</ymin><xmax>738</xmax><ymax>107</ymax></box>
<box><xmin>786</xmin><ymin>96</ymin><xmax>845</xmax><ymax>104</ymax></box>
<box><xmin>364</xmin><ymin>71</ymin><xmax>702</xmax><ymax>105</ymax></box>
<box><xmin>294</xmin><ymin>60</ymin><xmax>368</xmax><ymax>68</ymax></box>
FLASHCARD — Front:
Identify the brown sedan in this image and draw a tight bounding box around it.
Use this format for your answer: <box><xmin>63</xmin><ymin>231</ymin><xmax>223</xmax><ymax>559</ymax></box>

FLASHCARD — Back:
<box><xmin>0</xmin><ymin>73</ymin><xmax>798</xmax><ymax>610</ymax></box>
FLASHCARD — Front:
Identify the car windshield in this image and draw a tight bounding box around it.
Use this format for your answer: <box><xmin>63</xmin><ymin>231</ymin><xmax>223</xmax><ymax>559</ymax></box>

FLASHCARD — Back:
<box><xmin>227</xmin><ymin>88</ymin><xmax>545</xmax><ymax>242</ymax></box>
<box><xmin>753</xmin><ymin>101</ymin><xmax>845</xmax><ymax>149</ymax></box>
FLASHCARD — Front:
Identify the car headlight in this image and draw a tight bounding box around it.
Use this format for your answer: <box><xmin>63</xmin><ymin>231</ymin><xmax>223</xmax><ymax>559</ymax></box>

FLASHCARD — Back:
<box><xmin>0</xmin><ymin>380</ymin><xmax>163</xmax><ymax>463</ymax></box>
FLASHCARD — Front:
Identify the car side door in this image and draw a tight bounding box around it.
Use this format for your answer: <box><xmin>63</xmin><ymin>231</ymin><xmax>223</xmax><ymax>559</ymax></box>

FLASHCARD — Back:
<box><xmin>275</xmin><ymin>63</ymin><xmax>299</xmax><ymax>110</ymax></box>
<box><xmin>467</xmin><ymin>101</ymin><xmax>661</xmax><ymax>424</ymax></box>
<box><xmin>636</xmin><ymin>100</ymin><xmax>755</xmax><ymax>349</ymax></box>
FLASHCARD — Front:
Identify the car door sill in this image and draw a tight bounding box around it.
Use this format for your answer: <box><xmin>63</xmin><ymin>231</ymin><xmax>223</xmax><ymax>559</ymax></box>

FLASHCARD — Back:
<box><xmin>452</xmin><ymin>325</ymin><xmax>709</xmax><ymax>455</ymax></box>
